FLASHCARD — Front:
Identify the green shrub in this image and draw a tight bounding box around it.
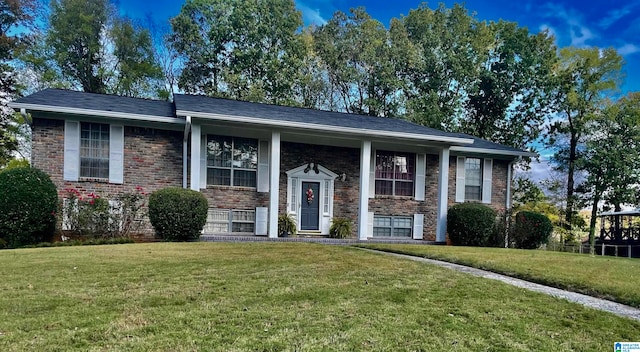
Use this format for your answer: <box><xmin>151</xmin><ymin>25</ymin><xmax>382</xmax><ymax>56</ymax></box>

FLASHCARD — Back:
<box><xmin>512</xmin><ymin>211</ymin><xmax>553</xmax><ymax>249</ymax></box>
<box><xmin>148</xmin><ymin>187</ymin><xmax>208</xmax><ymax>241</ymax></box>
<box><xmin>329</xmin><ymin>217</ymin><xmax>352</xmax><ymax>239</ymax></box>
<box><xmin>278</xmin><ymin>214</ymin><xmax>297</xmax><ymax>237</ymax></box>
<box><xmin>0</xmin><ymin>167</ymin><xmax>58</xmax><ymax>248</ymax></box>
<box><xmin>447</xmin><ymin>203</ymin><xmax>497</xmax><ymax>246</ymax></box>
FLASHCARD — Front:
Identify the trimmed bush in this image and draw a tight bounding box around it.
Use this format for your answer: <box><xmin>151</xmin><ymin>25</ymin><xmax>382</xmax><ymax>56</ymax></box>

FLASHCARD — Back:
<box><xmin>0</xmin><ymin>167</ymin><xmax>58</xmax><ymax>247</ymax></box>
<box><xmin>148</xmin><ymin>187</ymin><xmax>208</xmax><ymax>241</ymax></box>
<box><xmin>447</xmin><ymin>203</ymin><xmax>497</xmax><ymax>246</ymax></box>
<box><xmin>512</xmin><ymin>211</ymin><xmax>553</xmax><ymax>249</ymax></box>
<box><xmin>329</xmin><ymin>217</ymin><xmax>352</xmax><ymax>239</ymax></box>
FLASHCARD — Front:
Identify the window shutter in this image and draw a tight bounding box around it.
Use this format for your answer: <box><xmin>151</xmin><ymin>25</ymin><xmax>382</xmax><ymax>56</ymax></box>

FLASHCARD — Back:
<box><xmin>63</xmin><ymin>120</ymin><xmax>80</xmax><ymax>181</ymax></box>
<box><xmin>369</xmin><ymin>149</ymin><xmax>375</xmax><ymax>198</ymax></box>
<box><xmin>413</xmin><ymin>213</ymin><xmax>424</xmax><ymax>240</ymax></box>
<box><xmin>455</xmin><ymin>156</ymin><xmax>466</xmax><ymax>202</ymax></box>
<box><xmin>109</xmin><ymin>125</ymin><xmax>124</xmax><ymax>184</ymax></box>
<box><xmin>255</xmin><ymin>207</ymin><xmax>268</xmax><ymax>235</ymax></box>
<box><xmin>200</xmin><ymin>136</ymin><xmax>207</xmax><ymax>189</ymax></box>
<box><xmin>367</xmin><ymin>212</ymin><xmax>374</xmax><ymax>239</ymax></box>
<box><xmin>482</xmin><ymin>158</ymin><xmax>493</xmax><ymax>204</ymax></box>
<box><xmin>415</xmin><ymin>153</ymin><xmax>426</xmax><ymax>201</ymax></box>
<box><xmin>257</xmin><ymin>140</ymin><xmax>270</xmax><ymax>192</ymax></box>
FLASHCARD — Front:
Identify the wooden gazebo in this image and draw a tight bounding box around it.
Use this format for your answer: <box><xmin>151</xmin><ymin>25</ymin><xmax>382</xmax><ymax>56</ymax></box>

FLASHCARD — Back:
<box><xmin>597</xmin><ymin>209</ymin><xmax>640</xmax><ymax>257</ymax></box>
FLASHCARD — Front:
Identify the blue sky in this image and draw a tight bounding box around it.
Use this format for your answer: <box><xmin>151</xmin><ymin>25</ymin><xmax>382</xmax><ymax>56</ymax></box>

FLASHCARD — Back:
<box><xmin>117</xmin><ymin>0</ymin><xmax>639</xmax><ymax>181</ymax></box>
<box><xmin>118</xmin><ymin>0</ymin><xmax>640</xmax><ymax>94</ymax></box>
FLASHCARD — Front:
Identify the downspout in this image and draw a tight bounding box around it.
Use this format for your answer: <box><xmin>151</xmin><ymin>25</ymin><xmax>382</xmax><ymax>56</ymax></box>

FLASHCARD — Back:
<box><xmin>183</xmin><ymin>116</ymin><xmax>192</xmax><ymax>189</ymax></box>
<box><xmin>504</xmin><ymin>156</ymin><xmax>521</xmax><ymax>247</ymax></box>
<box><xmin>19</xmin><ymin>108</ymin><xmax>31</xmax><ymax>125</ymax></box>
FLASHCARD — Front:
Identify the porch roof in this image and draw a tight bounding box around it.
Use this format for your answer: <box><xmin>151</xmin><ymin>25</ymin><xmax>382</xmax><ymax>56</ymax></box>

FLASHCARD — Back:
<box><xmin>174</xmin><ymin>94</ymin><xmax>473</xmax><ymax>145</ymax></box>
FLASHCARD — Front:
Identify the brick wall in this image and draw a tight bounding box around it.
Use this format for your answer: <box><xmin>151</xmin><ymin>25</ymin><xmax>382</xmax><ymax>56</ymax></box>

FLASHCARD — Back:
<box><xmin>32</xmin><ymin>117</ymin><xmax>184</xmax><ymax>234</ymax></box>
<box><xmin>279</xmin><ymin>142</ymin><xmax>361</xmax><ymax>235</ymax></box>
<box><xmin>32</xmin><ymin>117</ymin><xmax>514</xmax><ymax>240</ymax></box>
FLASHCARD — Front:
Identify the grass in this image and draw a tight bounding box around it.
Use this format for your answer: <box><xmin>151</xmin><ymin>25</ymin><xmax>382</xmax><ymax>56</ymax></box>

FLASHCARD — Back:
<box><xmin>358</xmin><ymin>244</ymin><xmax>640</xmax><ymax>308</ymax></box>
<box><xmin>0</xmin><ymin>242</ymin><xmax>637</xmax><ymax>351</ymax></box>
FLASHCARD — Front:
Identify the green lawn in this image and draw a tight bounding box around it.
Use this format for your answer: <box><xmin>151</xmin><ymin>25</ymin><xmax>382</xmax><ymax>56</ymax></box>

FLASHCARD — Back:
<box><xmin>0</xmin><ymin>243</ymin><xmax>638</xmax><ymax>351</ymax></box>
<box><xmin>358</xmin><ymin>244</ymin><xmax>640</xmax><ymax>308</ymax></box>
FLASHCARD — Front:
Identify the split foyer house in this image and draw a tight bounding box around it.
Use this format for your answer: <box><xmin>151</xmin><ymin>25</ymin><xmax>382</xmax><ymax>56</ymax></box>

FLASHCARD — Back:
<box><xmin>11</xmin><ymin>89</ymin><xmax>534</xmax><ymax>241</ymax></box>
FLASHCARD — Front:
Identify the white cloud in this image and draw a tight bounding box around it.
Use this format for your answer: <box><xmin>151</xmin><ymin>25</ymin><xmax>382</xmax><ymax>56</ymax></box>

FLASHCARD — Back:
<box><xmin>598</xmin><ymin>4</ymin><xmax>636</xmax><ymax>29</ymax></box>
<box><xmin>296</xmin><ymin>2</ymin><xmax>327</xmax><ymax>26</ymax></box>
<box><xmin>540</xmin><ymin>2</ymin><xmax>597</xmax><ymax>47</ymax></box>
<box><xmin>617</xmin><ymin>43</ymin><xmax>640</xmax><ymax>56</ymax></box>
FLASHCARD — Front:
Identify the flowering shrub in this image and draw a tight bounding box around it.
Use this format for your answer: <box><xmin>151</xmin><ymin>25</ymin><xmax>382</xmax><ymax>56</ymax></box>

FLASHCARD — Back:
<box><xmin>512</xmin><ymin>211</ymin><xmax>553</xmax><ymax>249</ymax></box>
<box><xmin>61</xmin><ymin>187</ymin><xmax>148</xmax><ymax>238</ymax></box>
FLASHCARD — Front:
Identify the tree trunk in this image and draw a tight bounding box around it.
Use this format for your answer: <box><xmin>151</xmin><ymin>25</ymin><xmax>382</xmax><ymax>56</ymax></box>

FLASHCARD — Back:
<box><xmin>565</xmin><ymin>133</ymin><xmax>578</xmax><ymax>239</ymax></box>
<box><xmin>588</xmin><ymin>192</ymin><xmax>600</xmax><ymax>255</ymax></box>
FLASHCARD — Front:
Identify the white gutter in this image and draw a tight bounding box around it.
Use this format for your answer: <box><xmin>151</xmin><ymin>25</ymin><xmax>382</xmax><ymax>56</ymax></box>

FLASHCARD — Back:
<box><xmin>450</xmin><ymin>146</ymin><xmax>537</xmax><ymax>158</ymax></box>
<box><xmin>183</xmin><ymin>116</ymin><xmax>192</xmax><ymax>189</ymax></box>
<box><xmin>9</xmin><ymin>102</ymin><xmax>185</xmax><ymax>125</ymax></box>
<box><xmin>176</xmin><ymin>110</ymin><xmax>474</xmax><ymax>145</ymax></box>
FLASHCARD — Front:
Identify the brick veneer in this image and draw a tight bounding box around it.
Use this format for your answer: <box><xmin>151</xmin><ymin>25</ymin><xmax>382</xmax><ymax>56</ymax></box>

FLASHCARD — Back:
<box><xmin>32</xmin><ymin>117</ymin><xmax>184</xmax><ymax>233</ymax></box>
<box><xmin>32</xmin><ymin>117</ymin><xmax>513</xmax><ymax>240</ymax></box>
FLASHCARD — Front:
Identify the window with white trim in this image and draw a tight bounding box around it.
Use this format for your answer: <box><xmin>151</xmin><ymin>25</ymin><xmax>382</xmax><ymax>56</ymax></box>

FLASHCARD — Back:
<box><xmin>206</xmin><ymin>135</ymin><xmax>258</xmax><ymax>187</ymax></box>
<box><xmin>373</xmin><ymin>215</ymin><xmax>412</xmax><ymax>237</ymax></box>
<box><xmin>323</xmin><ymin>180</ymin><xmax>330</xmax><ymax>214</ymax></box>
<box><xmin>80</xmin><ymin>122</ymin><xmax>109</xmax><ymax>179</ymax></box>
<box><xmin>204</xmin><ymin>209</ymin><xmax>255</xmax><ymax>233</ymax></box>
<box><xmin>464</xmin><ymin>157</ymin><xmax>482</xmax><ymax>201</ymax></box>
<box><xmin>374</xmin><ymin>151</ymin><xmax>415</xmax><ymax>196</ymax></box>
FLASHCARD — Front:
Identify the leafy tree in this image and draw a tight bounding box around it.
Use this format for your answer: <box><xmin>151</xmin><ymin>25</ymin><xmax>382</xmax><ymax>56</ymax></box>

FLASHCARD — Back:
<box><xmin>47</xmin><ymin>0</ymin><xmax>110</xmax><ymax>93</ymax></box>
<box><xmin>110</xmin><ymin>17</ymin><xmax>164</xmax><ymax>98</ymax></box>
<box><xmin>397</xmin><ymin>4</ymin><xmax>491</xmax><ymax>129</ymax></box>
<box><xmin>26</xmin><ymin>0</ymin><xmax>163</xmax><ymax>98</ymax></box>
<box><xmin>581</xmin><ymin>93</ymin><xmax>640</xmax><ymax>252</ymax></box>
<box><xmin>313</xmin><ymin>7</ymin><xmax>401</xmax><ymax>116</ymax></box>
<box><xmin>548</xmin><ymin>47</ymin><xmax>624</xmax><ymax>233</ymax></box>
<box><xmin>462</xmin><ymin>21</ymin><xmax>557</xmax><ymax>150</ymax></box>
<box><xmin>0</xmin><ymin>0</ymin><xmax>36</xmax><ymax>166</ymax></box>
<box><xmin>169</xmin><ymin>0</ymin><xmax>304</xmax><ymax>104</ymax></box>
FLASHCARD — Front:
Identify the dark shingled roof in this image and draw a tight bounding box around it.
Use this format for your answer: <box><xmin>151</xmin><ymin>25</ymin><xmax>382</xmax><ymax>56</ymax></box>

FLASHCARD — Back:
<box><xmin>173</xmin><ymin>94</ymin><xmax>467</xmax><ymax>141</ymax></box>
<box><xmin>12</xmin><ymin>89</ymin><xmax>532</xmax><ymax>155</ymax></box>
<box><xmin>12</xmin><ymin>88</ymin><xmax>176</xmax><ymax>118</ymax></box>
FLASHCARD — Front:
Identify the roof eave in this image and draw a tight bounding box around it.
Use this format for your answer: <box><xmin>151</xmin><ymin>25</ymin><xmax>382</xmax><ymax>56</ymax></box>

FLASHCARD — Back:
<box><xmin>9</xmin><ymin>102</ymin><xmax>184</xmax><ymax>125</ymax></box>
<box><xmin>177</xmin><ymin>110</ymin><xmax>474</xmax><ymax>145</ymax></box>
<box><xmin>450</xmin><ymin>146</ymin><xmax>537</xmax><ymax>158</ymax></box>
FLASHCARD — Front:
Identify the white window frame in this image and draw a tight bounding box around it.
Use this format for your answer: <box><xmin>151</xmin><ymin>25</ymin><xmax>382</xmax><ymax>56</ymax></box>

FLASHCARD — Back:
<box><xmin>206</xmin><ymin>135</ymin><xmax>258</xmax><ymax>188</ymax></box>
<box><xmin>372</xmin><ymin>215</ymin><xmax>413</xmax><ymax>238</ymax></box>
<box><xmin>455</xmin><ymin>156</ymin><xmax>493</xmax><ymax>204</ymax></box>
<box><xmin>374</xmin><ymin>150</ymin><xmax>416</xmax><ymax>197</ymax></box>
<box><xmin>204</xmin><ymin>209</ymin><xmax>256</xmax><ymax>234</ymax></box>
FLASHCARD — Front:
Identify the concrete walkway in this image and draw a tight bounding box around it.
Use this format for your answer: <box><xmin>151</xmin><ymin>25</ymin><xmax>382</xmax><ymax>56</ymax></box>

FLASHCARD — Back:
<box><xmin>358</xmin><ymin>248</ymin><xmax>640</xmax><ymax>321</ymax></box>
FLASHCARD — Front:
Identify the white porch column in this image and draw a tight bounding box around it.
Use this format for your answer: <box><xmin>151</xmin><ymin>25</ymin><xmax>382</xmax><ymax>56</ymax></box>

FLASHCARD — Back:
<box><xmin>268</xmin><ymin>131</ymin><xmax>281</xmax><ymax>238</ymax></box>
<box><xmin>436</xmin><ymin>147</ymin><xmax>450</xmax><ymax>242</ymax></box>
<box><xmin>190</xmin><ymin>124</ymin><xmax>201</xmax><ymax>191</ymax></box>
<box><xmin>358</xmin><ymin>140</ymin><xmax>372</xmax><ymax>240</ymax></box>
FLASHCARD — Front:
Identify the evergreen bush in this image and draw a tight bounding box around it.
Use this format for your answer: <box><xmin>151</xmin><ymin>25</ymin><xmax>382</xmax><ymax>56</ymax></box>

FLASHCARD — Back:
<box><xmin>148</xmin><ymin>187</ymin><xmax>208</xmax><ymax>241</ymax></box>
<box><xmin>447</xmin><ymin>203</ymin><xmax>497</xmax><ymax>246</ymax></box>
<box><xmin>0</xmin><ymin>167</ymin><xmax>58</xmax><ymax>247</ymax></box>
<box><xmin>512</xmin><ymin>211</ymin><xmax>553</xmax><ymax>249</ymax></box>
